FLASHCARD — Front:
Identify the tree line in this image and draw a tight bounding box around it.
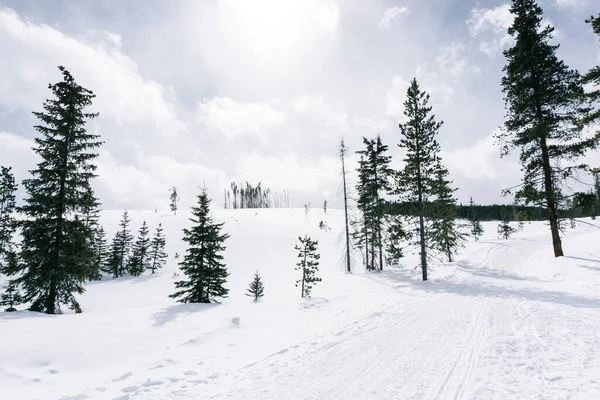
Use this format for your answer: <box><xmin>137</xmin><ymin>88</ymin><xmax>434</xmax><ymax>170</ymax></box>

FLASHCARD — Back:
<box><xmin>223</xmin><ymin>182</ymin><xmax>290</xmax><ymax>210</ymax></box>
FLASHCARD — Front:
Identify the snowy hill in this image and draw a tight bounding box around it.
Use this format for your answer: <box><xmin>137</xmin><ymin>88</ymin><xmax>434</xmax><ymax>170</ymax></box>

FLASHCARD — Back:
<box><xmin>2</xmin><ymin>208</ymin><xmax>600</xmax><ymax>400</ymax></box>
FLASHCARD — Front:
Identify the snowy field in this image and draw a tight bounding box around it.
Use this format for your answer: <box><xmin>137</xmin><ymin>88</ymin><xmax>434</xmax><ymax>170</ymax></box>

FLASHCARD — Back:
<box><xmin>2</xmin><ymin>208</ymin><xmax>600</xmax><ymax>400</ymax></box>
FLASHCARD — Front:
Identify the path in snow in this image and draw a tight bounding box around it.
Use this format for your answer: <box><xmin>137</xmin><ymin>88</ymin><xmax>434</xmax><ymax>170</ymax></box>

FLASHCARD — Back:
<box><xmin>129</xmin><ymin>232</ymin><xmax>600</xmax><ymax>400</ymax></box>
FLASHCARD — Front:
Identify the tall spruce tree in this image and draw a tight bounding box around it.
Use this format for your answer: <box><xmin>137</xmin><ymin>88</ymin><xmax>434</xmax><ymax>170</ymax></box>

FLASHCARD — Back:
<box><xmin>498</xmin><ymin>0</ymin><xmax>599</xmax><ymax>257</ymax></box>
<box><xmin>355</xmin><ymin>136</ymin><xmax>392</xmax><ymax>271</ymax></box>
<box><xmin>148</xmin><ymin>223</ymin><xmax>167</xmax><ymax>274</ymax></box>
<box><xmin>294</xmin><ymin>235</ymin><xmax>321</xmax><ymax>298</ymax></box>
<box><xmin>339</xmin><ymin>139</ymin><xmax>352</xmax><ymax>273</ymax></box>
<box><xmin>468</xmin><ymin>197</ymin><xmax>484</xmax><ymax>241</ymax></box>
<box><xmin>127</xmin><ymin>221</ymin><xmax>150</xmax><ymax>276</ymax></box>
<box><xmin>582</xmin><ymin>14</ymin><xmax>600</xmax><ymax>128</ymax></box>
<box><xmin>393</xmin><ymin>78</ymin><xmax>442</xmax><ymax>281</ymax></box>
<box><xmin>0</xmin><ymin>166</ymin><xmax>18</xmax><ymax>274</ymax></box>
<box><xmin>170</xmin><ymin>189</ymin><xmax>229</xmax><ymax>303</ymax></box>
<box><xmin>169</xmin><ymin>186</ymin><xmax>180</xmax><ymax>215</ymax></box>
<box><xmin>16</xmin><ymin>66</ymin><xmax>102</xmax><ymax>314</ymax></box>
<box><xmin>105</xmin><ymin>210</ymin><xmax>133</xmax><ymax>278</ymax></box>
<box><xmin>428</xmin><ymin>160</ymin><xmax>464</xmax><ymax>262</ymax></box>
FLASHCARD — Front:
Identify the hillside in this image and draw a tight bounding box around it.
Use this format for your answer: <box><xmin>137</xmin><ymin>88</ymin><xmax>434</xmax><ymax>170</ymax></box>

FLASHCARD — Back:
<box><xmin>2</xmin><ymin>208</ymin><xmax>600</xmax><ymax>400</ymax></box>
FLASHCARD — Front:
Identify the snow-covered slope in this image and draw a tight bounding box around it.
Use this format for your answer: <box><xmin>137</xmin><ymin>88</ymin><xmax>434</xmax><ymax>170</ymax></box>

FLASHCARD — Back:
<box><xmin>2</xmin><ymin>209</ymin><xmax>600</xmax><ymax>400</ymax></box>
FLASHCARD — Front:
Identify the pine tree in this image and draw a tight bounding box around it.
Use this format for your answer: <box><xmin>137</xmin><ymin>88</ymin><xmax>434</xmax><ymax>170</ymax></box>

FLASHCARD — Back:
<box><xmin>105</xmin><ymin>210</ymin><xmax>133</xmax><ymax>278</ymax></box>
<box><xmin>90</xmin><ymin>226</ymin><xmax>107</xmax><ymax>280</ymax></box>
<box><xmin>323</xmin><ymin>199</ymin><xmax>327</xmax><ymax>214</ymax></box>
<box><xmin>169</xmin><ymin>186</ymin><xmax>180</xmax><ymax>215</ymax></box>
<box><xmin>468</xmin><ymin>197</ymin><xmax>484</xmax><ymax>241</ymax></box>
<box><xmin>170</xmin><ymin>189</ymin><xmax>229</xmax><ymax>303</ymax></box>
<box><xmin>148</xmin><ymin>223</ymin><xmax>168</xmax><ymax>274</ymax></box>
<box><xmin>0</xmin><ymin>166</ymin><xmax>18</xmax><ymax>275</ymax></box>
<box><xmin>339</xmin><ymin>140</ymin><xmax>352</xmax><ymax>273</ymax></box>
<box><xmin>582</xmin><ymin>14</ymin><xmax>600</xmax><ymax>128</ymax></box>
<box><xmin>15</xmin><ymin>66</ymin><xmax>102</xmax><ymax>314</ymax></box>
<box><xmin>497</xmin><ymin>209</ymin><xmax>517</xmax><ymax>240</ymax></box>
<box><xmin>498</xmin><ymin>0</ymin><xmax>599</xmax><ymax>258</ymax></box>
<box><xmin>384</xmin><ymin>215</ymin><xmax>408</xmax><ymax>266</ymax></box>
<box><xmin>246</xmin><ymin>270</ymin><xmax>265</xmax><ymax>301</ymax></box>
<box><xmin>1</xmin><ymin>278</ymin><xmax>22</xmax><ymax>312</ymax></box>
<box><xmin>428</xmin><ymin>161</ymin><xmax>464</xmax><ymax>262</ymax></box>
<box><xmin>393</xmin><ymin>78</ymin><xmax>443</xmax><ymax>281</ymax></box>
<box><xmin>127</xmin><ymin>221</ymin><xmax>150</xmax><ymax>276</ymax></box>
<box><xmin>294</xmin><ymin>235</ymin><xmax>321</xmax><ymax>298</ymax></box>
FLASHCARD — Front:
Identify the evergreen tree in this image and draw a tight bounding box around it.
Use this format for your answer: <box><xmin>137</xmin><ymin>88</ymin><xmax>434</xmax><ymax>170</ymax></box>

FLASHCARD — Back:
<box><xmin>15</xmin><ymin>66</ymin><xmax>102</xmax><ymax>314</ymax></box>
<box><xmin>294</xmin><ymin>235</ymin><xmax>321</xmax><ymax>298</ymax></box>
<box><xmin>0</xmin><ymin>166</ymin><xmax>18</xmax><ymax>274</ymax></box>
<box><xmin>323</xmin><ymin>199</ymin><xmax>327</xmax><ymax>214</ymax></box>
<box><xmin>339</xmin><ymin>140</ymin><xmax>352</xmax><ymax>273</ymax></box>
<box><xmin>148</xmin><ymin>223</ymin><xmax>168</xmax><ymax>274</ymax></box>
<box><xmin>393</xmin><ymin>78</ymin><xmax>443</xmax><ymax>281</ymax></box>
<box><xmin>498</xmin><ymin>0</ymin><xmax>599</xmax><ymax>258</ymax></box>
<box><xmin>582</xmin><ymin>14</ymin><xmax>600</xmax><ymax>128</ymax></box>
<box><xmin>105</xmin><ymin>210</ymin><xmax>133</xmax><ymax>278</ymax></box>
<box><xmin>384</xmin><ymin>215</ymin><xmax>408</xmax><ymax>266</ymax></box>
<box><xmin>468</xmin><ymin>197</ymin><xmax>484</xmax><ymax>241</ymax></box>
<box><xmin>1</xmin><ymin>278</ymin><xmax>22</xmax><ymax>312</ymax></box>
<box><xmin>127</xmin><ymin>221</ymin><xmax>150</xmax><ymax>276</ymax></box>
<box><xmin>246</xmin><ymin>270</ymin><xmax>265</xmax><ymax>301</ymax></box>
<box><xmin>170</xmin><ymin>189</ymin><xmax>229</xmax><ymax>303</ymax></box>
<box><xmin>355</xmin><ymin>135</ymin><xmax>393</xmax><ymax>271</ymax></box>
<box><xmin>428</xmin><ymin>161</ymin><xmax>465</xmax><ymax>262</ymax></box>
<box><xmin>498</xmin><ymin>210</ymin><xmax>517</xmax><ymax>240</ymax></box>
<box><xmin>90</xmin><ymin>226</ymin><xmax>107</xmax><ymax>281</ymax></box>
<box><xmin>169</xmin><ymin>186</ymin><xmax>180</xmax><ymax>215</ymax></box>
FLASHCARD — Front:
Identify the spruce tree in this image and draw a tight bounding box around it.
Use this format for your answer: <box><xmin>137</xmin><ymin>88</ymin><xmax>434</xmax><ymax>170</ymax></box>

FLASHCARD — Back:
<box><xmin>90</xmin><ymin>226</ymin><xmax>107</xmax><ymax>281</ymax></box>
<box><xmin>246</xmin><ymin>270</ymin><xmax>265</xmax><ymax>301</ymax></box>
<box><xmin>170</xmin><ymin>189</ymin><xmax>229</xmax><ymax>303</ymax></box>
<box><xmin>468</xmin><ymin>197</ymin><xmax>484</xmax><ymax>241</ymax></box>
<box><xmin>384</xmin><ymin>215</ymin><xmax>408</xmax><ymax>266</ymax></box>
<box><xmin>294</xmin><ymin>235</ymin><xmax>321</xmax><ymax>298</ymax></box>
<box><xmin>105</xmin><ymin>210</ymin><xmax>133</xmax><ymax>278</ymax></box>
<box><xmin>0</xmin><ymin>166</ymin><xmax>18</xmax><ymax>274</ymax></box>
<box><xmin>323</xmin><ymin>199</ymin><xmax>327</xmax><ymax>214</ymax></box>
<box><xmin>582</xmin><ymin>14</ymin><xmax>600</xmax><ymax>128</ymax></box>
<box><xmin>16</xmin><ymin>66</ymin><xmax>102</xmax><ymax>314</ymax></box>
<box><xmin>497</xmin><ymin>210</ymin><xmax>517</xmax><ymax>240</ymax></box>
<box><xmin>498</xmin><ymin>0</ymin><xmax>599</xmax><ymax>258</ymax></box>
<box><xmin>428</xmin><ymin>161</ymin><xmax>464</xmax><ymax>262</ymax></box>
<box><xmin>1</xmin><ymin>278</ymin><xmax>22</xmax><ymax>312</ymax></box>
<box><xmin>393</xmin><ymin>78</ymin><xmax>442</xmax><ymax>281</ymax></box>
<box><xmin>127</xmin><ymin>221</ymin><xmax>150</xmax><ymax>276</ymax></box>
<box><xmin>169</xmin><ymin>186</ymin><xmax>180</xmax><ymax>215</ymax></box>
<box><xmin>148</xmin><ymin>223</ymin><xmax>168</xmax><ymax>274</ymax></box>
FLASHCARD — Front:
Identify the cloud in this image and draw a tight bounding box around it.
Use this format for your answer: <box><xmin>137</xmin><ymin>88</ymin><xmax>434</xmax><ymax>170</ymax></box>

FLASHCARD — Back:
<box><xmin>467</xmin><ymin>4</ymin><xmax>514</xmax><ymax>57</ymax></box>
<box><xmin>379</xmin><ymin>6</ymin><xmax>409</xmax><ymax>29</ymax></box>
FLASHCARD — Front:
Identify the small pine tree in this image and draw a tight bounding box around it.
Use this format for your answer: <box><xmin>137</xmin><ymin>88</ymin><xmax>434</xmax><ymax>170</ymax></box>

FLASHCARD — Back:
<box><xmin>468</xmin><ymin>197</ymin><xmax>484</xmax><ymax>241</ymax></box>
<box><xmin>106</xmin><ymin>210</ymin><xmax>134</xmax><ymax>278</ymax></box>
<box><xmin>0</xmin><ymin>166</ymin><xmax>18</xmax><ymax>274</ymax></box>
<box><xmin>127</xmin><ymin>221</ymin><xmax>150</xmax><ymax>276</ymax></box>
<box><xmin>169</xmin><ymin>186</ymin><xmax>180</xmax><ymax>215</ymax></box>
<box><xmin>323</xmin><ymin>199</ymin><xmax>327</xmax><ymax>214</ymax></box>
<box><xmin>1</xmin><ymin>278</ymin><xmax>22</xmax><ymax>312</ymax></box>
<box><xmin>91</xmin><ymin>226</ymin><xmax>108</xmax><ymax>280</ymax></box>
<box><xmin>497</xmin><ymin>210</ymin><xmax>516</xmax><ymax>240</ymax></box>
<box><xmin>170</xmin><ymin>189</ymin><xmax>229</xmax><ymax>303</ymax></box>
<box><xmin>294</xmin><ymin>236</ymin><xmax>321</xmax><ymax>298</ymax></box>
<box><xmin>384</xmin><ymin>215</ymin><xmax>408</xmax><ymax>266</ymax></box>
<box><xmin>246</xmin><ymin>270</ymin><xmax>265</xmax><ymax>301</ymax></box>
<box><xmin>148</xmin><ymin>223</ymin><xmax>168</xmax><ymax>274</ymax></box>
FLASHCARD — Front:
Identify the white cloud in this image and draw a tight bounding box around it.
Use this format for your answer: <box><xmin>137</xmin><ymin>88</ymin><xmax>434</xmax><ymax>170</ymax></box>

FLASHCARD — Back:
<box><xmin>379</xmin><ymin>6</ymin><xmax>409</xmax><ymax>29</ymax></box>
<box><xmin>467</xmin><ymin>4</ymin><xmax>514</xmax><ymax>57</ymax></box>
<box><xmin>385</xmin><ymin>76</ymin><xmax>409</xmax><ymax>119</ymax></box>
<box><xmin>196</xmin><ymin>97</ymin><xmax>285</xmax><ymax>143</ymax></box>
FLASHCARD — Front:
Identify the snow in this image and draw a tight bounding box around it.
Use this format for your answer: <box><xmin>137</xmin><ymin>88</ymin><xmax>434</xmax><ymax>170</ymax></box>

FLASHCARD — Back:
<box><xmin>2</xmin><ymin>208</ymin><xmax>600</xmax><ymax>399</ymax></box>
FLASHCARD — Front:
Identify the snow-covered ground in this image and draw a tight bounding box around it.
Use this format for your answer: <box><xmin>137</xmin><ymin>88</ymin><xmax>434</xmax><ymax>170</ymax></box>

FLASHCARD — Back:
<box><xmin>2</xmin><ymin>208</ymin><xmax>600</xmax><ymax>400</ymax></box>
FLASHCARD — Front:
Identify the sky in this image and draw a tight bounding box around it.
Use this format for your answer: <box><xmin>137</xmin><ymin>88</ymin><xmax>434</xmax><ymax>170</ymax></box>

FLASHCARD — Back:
<box><xmin>0</xmin><ymin>0</ymin><xmax>598</xmax><ymax>210</ymax></box>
